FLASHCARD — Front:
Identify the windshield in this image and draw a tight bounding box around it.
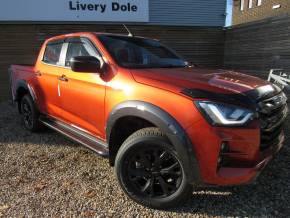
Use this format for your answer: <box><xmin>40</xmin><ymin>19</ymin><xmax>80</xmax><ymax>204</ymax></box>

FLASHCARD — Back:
<box><xmin>98</xmin><ymin>35</ymin><xmax>187</xmax><ymax>69</ymax></box>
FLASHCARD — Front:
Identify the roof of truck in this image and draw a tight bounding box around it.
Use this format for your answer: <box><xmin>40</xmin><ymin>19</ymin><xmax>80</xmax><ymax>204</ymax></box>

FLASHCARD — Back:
<box><xmin>45</xmin><ymin>32</ymin><xmax>149</xmax><ymax>44</ymax></box>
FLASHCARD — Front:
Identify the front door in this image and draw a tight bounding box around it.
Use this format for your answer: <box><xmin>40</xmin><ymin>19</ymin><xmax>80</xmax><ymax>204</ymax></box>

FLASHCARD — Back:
<box><xmin>58</xmin><ymin>38</ymin><xmax>106</xmax><ymax>139</ymax></box>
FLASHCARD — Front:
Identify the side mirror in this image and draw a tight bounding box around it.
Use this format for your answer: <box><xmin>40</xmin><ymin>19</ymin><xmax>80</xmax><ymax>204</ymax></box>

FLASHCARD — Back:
<box><xmin>70</xmin><ymin>56</ymin><xmax>101</xmax><ymax>73</ymax></box>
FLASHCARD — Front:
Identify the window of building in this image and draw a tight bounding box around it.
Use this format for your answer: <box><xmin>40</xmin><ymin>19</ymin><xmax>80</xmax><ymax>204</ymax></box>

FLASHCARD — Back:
<box><xmin>248</xmin><ymin>0</ymin><xmax>253</xmax><ymax>8</ymax></box>
<box><xmin>257</xmin><ymin>0</ymin><xmax>262</xmax><ymax>6</ymax></box>
<box><xmin>240</xmin><ymin>0</ymin><xmax>245</xmax><ymax>11</ymax></box>
<box><xmin>43</xmin><ymin>43</ymin><xmax>63</xmax><ymax>65</ymax></box>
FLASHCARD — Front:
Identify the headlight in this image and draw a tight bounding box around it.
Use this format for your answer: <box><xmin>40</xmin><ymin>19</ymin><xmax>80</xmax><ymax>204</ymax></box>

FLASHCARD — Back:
<box><xmin>195</xmin><ymin>101</ymin><xmax>254</xmax><ymax>126</ymax></box>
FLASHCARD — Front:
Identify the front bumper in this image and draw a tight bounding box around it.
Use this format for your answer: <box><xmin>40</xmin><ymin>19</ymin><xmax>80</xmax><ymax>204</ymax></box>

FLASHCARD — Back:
<box><xmin>216</xmin><ymin>132</ymin><xmax>284</xmax><ymax>185</ymax></box>
<box><xmin>186</xmin><ymin>119</ymin><xmax>285</xmax><ymax>186</ymax></box>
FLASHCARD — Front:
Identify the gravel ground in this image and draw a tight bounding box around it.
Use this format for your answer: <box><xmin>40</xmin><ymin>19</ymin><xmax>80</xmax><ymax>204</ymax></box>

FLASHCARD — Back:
<box><xmin>0</xmin><ymin>101</ymin><xmax>290</xmax><ymax>218</ymax></box>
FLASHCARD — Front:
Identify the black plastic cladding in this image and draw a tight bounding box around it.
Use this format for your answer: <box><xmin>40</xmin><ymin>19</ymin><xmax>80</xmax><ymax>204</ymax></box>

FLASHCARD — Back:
<box><xmin>106</xmin><ymin>100</ymin><xmax>202</xmax><ymax>184</ymax></box>
<box><xmin>15</xmin><ymin>80</ymin><xmax>36</xmax><ymax>101</ymax></box>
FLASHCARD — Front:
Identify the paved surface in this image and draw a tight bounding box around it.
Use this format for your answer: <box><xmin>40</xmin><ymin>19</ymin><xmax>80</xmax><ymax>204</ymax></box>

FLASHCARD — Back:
<box><xmin>0</xmin><ymin>101</ymin><xmax>289</xmax><ymax>217</ymax></box>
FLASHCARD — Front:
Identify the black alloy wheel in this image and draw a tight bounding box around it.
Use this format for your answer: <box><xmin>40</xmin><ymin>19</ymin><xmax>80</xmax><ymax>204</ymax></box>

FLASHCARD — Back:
<box><xmin>115</xmin><ymin>128</ymin><xmax>193</xmax><ymax>209</ymax></box>
<box><xmin>20</xmin><ymin>94</ymin><xmax>42</xmax><ymax>132</ymax></box>
<box><xmin>21</xmin><ymin>97</ymin><xmax>33</xmax><ymax>129</ymax></box>
<box><xmin>126</xmin><ymin>146</ymin><xmax>182</xmax><ymax>198</ymax></box>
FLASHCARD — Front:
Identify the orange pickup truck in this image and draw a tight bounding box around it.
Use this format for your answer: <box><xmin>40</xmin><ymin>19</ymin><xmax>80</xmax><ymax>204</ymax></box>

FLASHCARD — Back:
<box><xmin>9</xmin><ymin>32</ymin><xmax>288</xmax><ymax>208</ymax></box>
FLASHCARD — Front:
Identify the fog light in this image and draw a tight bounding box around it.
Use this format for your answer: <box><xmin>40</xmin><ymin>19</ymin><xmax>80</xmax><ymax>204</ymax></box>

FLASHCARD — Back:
<box><xmin>221</xmin><ymin>142</ymin><xmax>229</xmax><ymax>153</ymax></box>
<box><xmin>218</xmin><ymin>157</ymin><xmax>223</xmax><ymax>165</ymax></box>
<box><xmin>217</xmin><ymin>142</ymin><xmax>230</xmax><ymax>170</ymax></box>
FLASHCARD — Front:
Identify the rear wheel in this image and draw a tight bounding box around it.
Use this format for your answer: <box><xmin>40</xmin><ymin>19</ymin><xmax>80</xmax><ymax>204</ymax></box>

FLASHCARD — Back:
<box><xmin>115</xmin><ymin>127</ymin><xmax>192</xmax><ymax>209</ymax></box>
<box><xmin>20</xmin><ymin>94</ymin><xmax>42</xmax><ymax>132</ymax></box>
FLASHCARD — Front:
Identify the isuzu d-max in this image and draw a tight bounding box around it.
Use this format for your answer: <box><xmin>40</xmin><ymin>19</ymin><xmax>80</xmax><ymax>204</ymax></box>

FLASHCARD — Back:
<box><xmin>9</xmin><ymin>32</ymin><xmax>288</xmax><ymax>208</ymax></box>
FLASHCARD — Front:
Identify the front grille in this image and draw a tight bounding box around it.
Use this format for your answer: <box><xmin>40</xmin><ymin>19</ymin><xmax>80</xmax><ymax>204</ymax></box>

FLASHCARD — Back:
<box><xmin>258</xmin><ymin>92</ymin><xmax>288</xmax><ymax>151</ymax></box>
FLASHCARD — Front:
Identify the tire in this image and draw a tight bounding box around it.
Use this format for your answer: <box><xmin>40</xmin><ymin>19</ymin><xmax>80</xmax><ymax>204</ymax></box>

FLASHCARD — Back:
<box><xmin>20</xmin><ymin>94</ymin><xmax>42</xmax><ymax>132</ymax></box>
<box><xmin>115</xmin><ymin>127</ymin><xmax>193</xmax><ymax>209</ymax></box>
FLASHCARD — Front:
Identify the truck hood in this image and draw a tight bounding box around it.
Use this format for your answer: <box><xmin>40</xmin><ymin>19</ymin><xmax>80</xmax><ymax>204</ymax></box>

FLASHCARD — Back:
<box><xmin>131</xmin><ymin>68</ymin><xmax>280</xmax><ymax>105</ymax></box>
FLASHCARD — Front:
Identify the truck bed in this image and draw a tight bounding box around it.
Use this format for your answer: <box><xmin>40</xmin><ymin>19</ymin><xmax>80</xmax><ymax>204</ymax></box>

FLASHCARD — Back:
<box><xmin>9</xmin><ymin>64</ymin><xmax>36</xmax><ymax>101</ymax></box>
<box><xmin>11</xmin><ymin>64</ymin><xmax>34</xmax><ymax>72</ymax></box>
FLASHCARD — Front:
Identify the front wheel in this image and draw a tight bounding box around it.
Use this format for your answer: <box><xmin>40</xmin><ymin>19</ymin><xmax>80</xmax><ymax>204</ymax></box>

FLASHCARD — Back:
<box><xmin>115</xmin><ymin>127</ymin><xmax>192</xmax><ymax>209</ymax></box>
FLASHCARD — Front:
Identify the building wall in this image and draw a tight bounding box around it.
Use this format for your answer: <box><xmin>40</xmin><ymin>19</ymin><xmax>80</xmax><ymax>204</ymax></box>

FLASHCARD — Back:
<box><xmin>224</xmin><ymin>15</ymin><xmax>290</xmax><ymax>78</ymax></box>
<box><xmin>232</xmin><ymin>0</ymin><xmax>290</xmax><ymax>25</ymax></box>
<box><xmin>150</xmin><ymin>0</ymin><xmax>227</xmax><ymax>26</ymax></box>
<box><xmin>0</xmin><ymin>24</ymin><xmax>225</xmax><ymax>101</ymax></box>
<box><xmin>0</xmin><ymin>0</ymin><xmax>227</xmax><ymax>27</ymax></box>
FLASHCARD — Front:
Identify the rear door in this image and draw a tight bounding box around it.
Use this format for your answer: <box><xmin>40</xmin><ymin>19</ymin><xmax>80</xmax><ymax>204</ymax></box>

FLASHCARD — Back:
<box><xmin>58</xmin><ymin>37</ymin><xmax>106</xmax><ymax>138</ymax></box>
<box><xmin>34</xmin><ymin>40</ymin><xmax>65</xmax><ymax>119</ymax></box>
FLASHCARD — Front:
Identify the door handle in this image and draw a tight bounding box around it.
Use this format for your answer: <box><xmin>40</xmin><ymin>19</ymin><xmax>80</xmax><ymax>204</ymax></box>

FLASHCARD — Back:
<box><xmin>58</xmin><ymin>75</ymin><xmax>68</xmax><ymax>82</ymax></box>
<box><xmin>35</xmin><ymin>71</ymin><xmax>42</xmax><ymax>77</ymax></box>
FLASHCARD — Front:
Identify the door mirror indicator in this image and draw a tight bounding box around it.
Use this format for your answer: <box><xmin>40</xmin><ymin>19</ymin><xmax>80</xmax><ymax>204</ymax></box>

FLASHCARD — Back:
<box><xmin>70</xmin><ymin>56</ymin><xmax>101</xmax><ymax>73</ymax></box>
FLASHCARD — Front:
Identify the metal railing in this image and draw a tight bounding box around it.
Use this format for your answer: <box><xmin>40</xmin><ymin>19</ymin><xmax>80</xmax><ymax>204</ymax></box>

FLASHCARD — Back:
<box><xmin>268</xmin><ymin>69</ymin><xmax>290</xmax><ymax>90</ymax></box>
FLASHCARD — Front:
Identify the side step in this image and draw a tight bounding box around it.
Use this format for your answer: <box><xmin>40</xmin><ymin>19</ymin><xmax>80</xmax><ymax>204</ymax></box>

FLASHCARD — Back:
<box><xmin>40</xmin><ymin>117</ymin><xmax>109</xmax><ymax>157</ymax></box>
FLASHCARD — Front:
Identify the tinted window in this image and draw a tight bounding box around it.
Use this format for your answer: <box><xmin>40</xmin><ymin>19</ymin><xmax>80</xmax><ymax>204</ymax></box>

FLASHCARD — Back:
<box><xmin>98</xmin><ymin>35</ymin><xmax>187</xmax><ymax>69</ymax></box>
<box><xmin>65</xmin><ymin>41</ymin><xmax>100</xmax><ymax>67</ymax></box>
<box><xmin>43</xmin><ymin>43</ymin><xmax>63</xmax><ymax>65</ymax></box>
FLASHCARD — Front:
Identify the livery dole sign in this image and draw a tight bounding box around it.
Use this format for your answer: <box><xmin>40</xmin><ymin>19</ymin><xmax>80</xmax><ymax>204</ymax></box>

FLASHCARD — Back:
<box><xmin>0</xmin><ymin>0</ymin><xmax>149</xmax><ymax>22</ymax></box>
